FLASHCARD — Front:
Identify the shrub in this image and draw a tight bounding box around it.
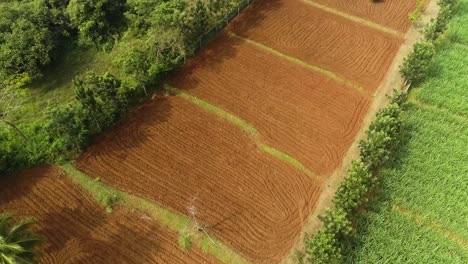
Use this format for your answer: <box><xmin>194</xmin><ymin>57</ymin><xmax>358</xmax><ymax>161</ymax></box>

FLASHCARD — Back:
<box><xmin>424</xmin><ymin>4</ymin><xmax>455</xmax><ymax>42</ymax></box>
<box><xmin>178</xmin><ymin>232</ymin><xmax>193</xmax><ymax>250</ymax></box>
<box><xmin>400</xmin><ymin>41</ymin><xmax>435</xmax><ymax>85</ymax></box>
<box><xmin>333</xmin><ymin>160</ymin><xmax>373</xmax><ymax>214</ymax></box>
<box><xmin>305</xmin><ymin>209</ymin><xmax>352</xmax><ymax>264</ymax></box>
<box><xmin>409</xmin><ymin>0</ymin><xmax>427</xmax><ymax>23</ymax></box>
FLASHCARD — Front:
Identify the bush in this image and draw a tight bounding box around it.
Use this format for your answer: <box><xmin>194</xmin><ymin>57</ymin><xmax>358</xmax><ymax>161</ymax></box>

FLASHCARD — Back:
<box><xmin>409</xmin><ymin>0</ymin><xmax>427</xmax><ymax>23</ymax></box>
<box><xmin>424</xmin><ymin>4</ymin><xmax>455</xmax><ymax>42</ymax></box>
<box><xmin>305</xmin><ymin>209</ymin><xmax>352</xmax><ymax>264</ymax></box>
<box><xmin>333</xmin><ymin>160</ymin><xmax>373</xmax><ymax>214</ymax></box>
<box><xmin>400</xmin><ymin>41</ymin><xmax>435</xmax><ymax>85</ymax></box>
<box><xmin>178</xmin><ymin>232</ymin><xmax>193</xmax><ymax>250</ymax></box>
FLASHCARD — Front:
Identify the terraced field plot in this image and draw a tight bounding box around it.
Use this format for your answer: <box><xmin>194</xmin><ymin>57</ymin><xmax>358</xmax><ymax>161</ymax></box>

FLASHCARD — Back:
<box><xmin>78</xmin><ymin>96</ymin><xmax>322</xmax><ymax>263</ymax></box>
<box><xmin>76</xmin><ymin>0</ymin><xmax>417</xmax><ymax>262</ymax></box>
<box><xmin>0</xmin><ymin>166</ymin><xmax>219</xmax><ymax>263</ymax></box>
<box><xmin>168</xmin><ymin>32</ymin><xmax>370</xmax><ymax>176</ymax></box>
<box><xmin>308</xmin><ymin>0</ymin><xmax>416</xmax><ymax>33</ymax></box>
<box><xmin>229</xmin><ymin>0</ymin><xmax>404</xmax><ymax>91</ymax></box>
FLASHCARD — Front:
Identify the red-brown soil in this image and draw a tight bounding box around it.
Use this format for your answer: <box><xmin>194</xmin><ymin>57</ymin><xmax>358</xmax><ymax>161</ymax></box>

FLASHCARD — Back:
<box><xmin>0</xmin><ymin>166</ymin><xmax>220</xmax><ymax>264</ymax></box>
<box><xmin>168</xmin><ymin>32</ymin><xmax>371</xmax><ymax>177</ymax></box>
<box><xmin>309</xmin><ymin>0</ymin><xmax>417</xmax><ymax>33</ymax></box>
<box><xmin>77</xmin><ymin>96</ymin><xmax>323</xmax><ymax>263</ymax></box>
<box><xmin>229</xmin><ymin>0</ymin><xmax>403</xmax><ymax>91</ymax></box>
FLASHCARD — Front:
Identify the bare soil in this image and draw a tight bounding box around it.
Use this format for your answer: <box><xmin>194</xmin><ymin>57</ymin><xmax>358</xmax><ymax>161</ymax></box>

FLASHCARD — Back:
<box><xmin>77</xmin><ymin>96</ymin><xmax>323</xmax><ymax>263</ymax></box>
<box><xmin>168</xmin><ymin>32</ymin><xmax>371</xmax><ymax>177</ymax></box>
<box><xmin>229</xmin><ymin>0</ymin><xmax>403</xmax><ymax>91</ymax></box>
<box><xmin>0</xmin><ymin>166</ymin><xmax>220</xmax><ymax>264</ymax></box>
<box><xmin>309</xmin><ymin>0</ymin><xmax>417</xmax><ymax>33</ymax></box>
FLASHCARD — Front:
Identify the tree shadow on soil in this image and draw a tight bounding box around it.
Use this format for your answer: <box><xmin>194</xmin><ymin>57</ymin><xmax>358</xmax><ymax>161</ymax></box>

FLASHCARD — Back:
<box><xmin>341</xmin><ymin>116</ymin><xmax>416</xmax><ymax>262</ymax></box>
<box><xmin>166</xmin><ymin>0</ymin><xmax>283</xmax><ymax>91</ymax></box>
<box><xmin>0</xmin><ymin>166</ymin><xmax>53</xmax><ymax>208</ymax></box>
<box><xmin>78</xmin><ymin>95</ymin><xmax>173</xmax><ymax>167</ymax></box>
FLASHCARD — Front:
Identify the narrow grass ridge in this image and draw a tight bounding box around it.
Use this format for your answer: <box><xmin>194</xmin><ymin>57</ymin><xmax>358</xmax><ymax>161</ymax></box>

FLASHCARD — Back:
<box><xmin>301</xmin><ymin>0</ymin><xmax>404</xmax><ymax>38</ymax></box>
<box><xmin>165</xmin><ymin>84</ymin><xmax>257</xmax><ymax>136</ymax></box>
<box><xmin>259</xmin><ymin>144</ymin><xmax>318</xmax><ymax>179</ymax></box>
<box><xmin>227</xmin><ymin>32</ymin><xmax>366</xmax><ymax>94</ymax></box>
<box><xmin>61</xmin><ymin>164</ymin><xmax>250</xmax><ymax>264</ymax></box>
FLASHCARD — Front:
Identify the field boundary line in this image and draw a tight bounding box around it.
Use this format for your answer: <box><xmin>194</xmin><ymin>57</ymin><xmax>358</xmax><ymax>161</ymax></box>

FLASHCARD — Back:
<box><xmin>393</xmin><ymin>204</ymin><xmax>468</xmax><ymax>247</ymax></box>
<box><xmin>227</xmin><ymin>32</ymin><xmax>367</xmax><ymax>95</ymax></box>
<box><xmin>164</xmin><ymin>84</ymin><xmax>323</xmax><ymax>181</ymax></box>
<box><xmin>408</xmin><ymin>96</ymin><xmax>468</xmax><ymax>121</ymax></box>
<box><xmin>301</xmin><ymin>0</ymin><xmax>404</xmax><ymax>38</ymax></box>
<box><xmin>60</xmin><ymin>164</ymin><xmax>251</xmax><ymax>264</ymax></box>
<box><xmin>259</xmin><ymin>144</ymin><xmax>318</xmax><ymax>179</ymax></box>
<box><xmin>164</xmin><ymin>84</ymin><xmax>257</xmax><ymax>136</ymax></box>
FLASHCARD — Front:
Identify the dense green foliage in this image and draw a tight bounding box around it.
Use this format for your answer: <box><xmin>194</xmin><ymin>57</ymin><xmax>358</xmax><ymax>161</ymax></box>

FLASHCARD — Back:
<box><xmin>400</xmin><ymin>41</ymin><xmax>435</xmax><ymax>85</ymax></box>
<box><xmin>0</xmin><ymin>213</ymin><xmax>43</xmax><ymax>264</ymax></box>
<box><xmin>0</xmin><ymin>0</ymin><xmax>251</xmax><ymax>174</ymax></box>
<box><xmin>66</xmin><ymin>0</ymin><xmax>127</xmax><ymax>48</ymax></box>
<box><xmin>342</xmin><ymin>0</ymin><xmax>468</xmax><ymax>262</ymax></box>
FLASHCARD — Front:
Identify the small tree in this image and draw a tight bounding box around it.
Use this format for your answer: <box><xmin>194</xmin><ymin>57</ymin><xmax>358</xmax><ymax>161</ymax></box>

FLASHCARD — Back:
<box><xmin>0</xmin><ymin>213</ymin><xmax>43</xmax><ymax>264</ymax></box>
<box><xmin>400</xmin><ymin>41</ymin><xmax>435</xmax><ymax>85</ymax></box>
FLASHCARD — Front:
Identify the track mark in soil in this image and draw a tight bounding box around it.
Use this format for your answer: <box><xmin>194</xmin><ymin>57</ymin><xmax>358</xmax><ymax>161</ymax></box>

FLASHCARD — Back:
<box><xmin>393</xmin><ymin>204</ymin><xmax>468</xmax><ymax>247</ymax></box>
<box><xmin>228</xmin><ymin>32</ymin><xmax>366</xmax><ymax>94</ymax></box>
<box><xmin>61</xmin><ymin>164</ymin><xmax>250</xmax><ymax>264</ymax></box>
<box><xmin>301</xmin><ymin>0</ymin><xmax>404</xmax><ymax>37</ymax></box>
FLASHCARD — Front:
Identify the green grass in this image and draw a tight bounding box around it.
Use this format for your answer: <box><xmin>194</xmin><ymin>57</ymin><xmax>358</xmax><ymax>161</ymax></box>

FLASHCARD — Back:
<box><xmin>7</xmin><ymin>48</ymin><xmax>114</xmax><ymax>125</ymax></box>
<box><xmin>228</xmin><ymin>32</ymin><xmax>365</xmax><ymax>93</ymax></box>
<box><xmin>165</xmin><ymin>84</ymin><xmax>257</xmax><ymax>135</ymax></box>
<box><xmin>259</xmin><ymin>144</ymin><xmax>317</xmax><ymax>179</ymax></box>
<box><xmin>344</xmin><ymin>2</ymin><xmax>468</xmax><ymax>262</ymax></box>
<box><xmin>416</xmin><ymin>42</ymin><xmax>468</xmax><ymax>115</ymax></box>
<box><xmin>345</xmin><ymin>206</ymin><xmax>467</xmax><ymax>263</ymax></box>
<box><xmin>61</xmin><ymin>164</ymin><xmax>250</xmax><ymax>264</ymax></box>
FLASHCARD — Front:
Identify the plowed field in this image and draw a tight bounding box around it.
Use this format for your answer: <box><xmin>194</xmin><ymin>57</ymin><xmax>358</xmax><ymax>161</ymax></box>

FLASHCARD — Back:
<box><xmin>308</xmin><ymin>0</ymin><xmax>417</xmax><ymax>32</ymax></box>
<box><xmin>168</xmin><ymin>32</ymin><xmax>370</xmax><ymax>176</ymax></box>
<box><xmin>78</xmin><ymin>96</ymin><xmax>323</xmax><ymax>263</ymax></box>
<box><xmin>0</xmin><ymin>166</ymin><xmax>220</xmax><ymax>264</ymax></box>
<box><xmin>230</xmin><ymin>0</ymin><xmax>403</xmax><ymax>91</ymax></box>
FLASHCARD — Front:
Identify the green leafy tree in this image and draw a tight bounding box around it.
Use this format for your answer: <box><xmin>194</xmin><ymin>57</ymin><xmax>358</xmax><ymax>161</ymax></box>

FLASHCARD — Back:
<box><xmin>305</xmin><ymin>209</ymin><xmax>352</xmax><ymax>264</ymax></box>
<box><xmin>0</xmin><ymin>213</ymin><xmax>43</xmax><ymax>264</ymax></box>
<box><xmin>66</xmin><ymin>0</ymin><xmax>127</xmax><ymax>47</ymax></box>
<box><xmin>73</xmin><ymin>72</ymin><xmax>127</xmax><ymax>133</ymax></box>
<box><xmin>0</xmin><ymin>1</ymin><xmax>56</xmax><ymax>80</ymax></box>
<box><xmin>333</xmin><ymin>160</ymin><xmax>373</xmax><ymax>214</ymax></box>
<box><xmin>400</xmin><ymin>41</ymin><xmax>435</xmax><ymax>85</ymax></box>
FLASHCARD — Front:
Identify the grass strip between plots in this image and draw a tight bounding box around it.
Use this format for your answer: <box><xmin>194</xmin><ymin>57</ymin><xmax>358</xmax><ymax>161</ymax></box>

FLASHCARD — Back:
<box><xmin>165</xmin><ymin>84</ymin><xmax>321</xmax><ymax>180</ymax></box>
<box><xmin>259</xmin><ymin>144</ymin><xmax>317</xmax><ymax>179</ymax></box>
<box><xmin>228</xmin><ymin>32</ymin><xmax>366</xmax><ymax>94</ymax></box>
<box><xmin>393</xmin><ymin>204</ymin><xmax>468</xmax><ymax>247</ymax></box>
<box><xmin>61</xmin><ymin>164</ymin><xmax>250</xmax><ymax>264</ymax></box>
<box><xmin>164</xmin><ymin>84</ymin><xmax>257</xmax><ymax>136</ymax></box>
<box><xmin>302</xmin><ymin>0</ymin><xmax>404</xmax><ymax>38</ymax></box>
